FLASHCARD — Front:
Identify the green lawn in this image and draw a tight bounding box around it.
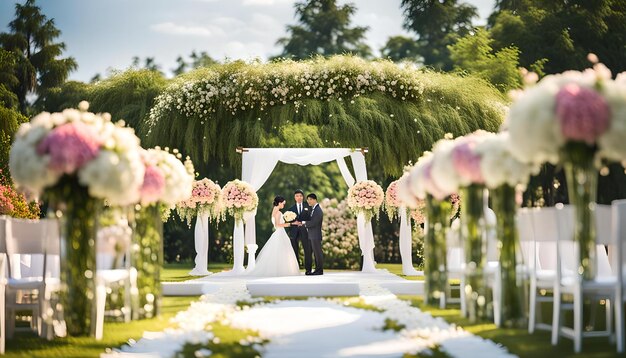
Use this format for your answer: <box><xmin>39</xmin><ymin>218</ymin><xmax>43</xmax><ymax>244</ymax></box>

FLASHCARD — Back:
<box><xmin>401</xmin><ymin>296</ymin><xmax>625</xmax><ymax>358</ymax></box>
<box><xmin>8</xmin><ymin>262</ymin><xmax>624</xmax><ymax>358</ymax></box>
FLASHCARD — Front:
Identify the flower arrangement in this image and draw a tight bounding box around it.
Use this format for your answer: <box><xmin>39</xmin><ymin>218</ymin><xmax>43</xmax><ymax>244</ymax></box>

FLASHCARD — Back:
<box><xmin>176</xmin><ymin>178</ymin><xmax>223</xmax><ymax>226</ymax></box>
<box><xmin>384</xmin><ymin>180</ymin><xmax>401</xmax><ymax>221</ymax></box>
<box><xmin>347</xmin><ymin>180</ymin><xmax>384</xmax><ymax>221</ymax></box>
<box><xmin>8</xmin><ymin>102</ymin><xmax>145</xmax><ymax>205</ymax></box>
<box><xmin>282</xmin><ymin>211</ymin><xmax>297</xmax><ymax>223</ymax></box>
<box><xmin>221</xmin><ymin>179</ymin><xmax>258</xmax><ymax>223</ymax></box>
<box><xmin>475</xmin><ymin>132</ymin><xmax>538</xmax><ymax>189</ymax></box>
<box><xmin>506</xmin><ymin>58</ymin><xmax>626</xmax><ymax>165</ymax></box>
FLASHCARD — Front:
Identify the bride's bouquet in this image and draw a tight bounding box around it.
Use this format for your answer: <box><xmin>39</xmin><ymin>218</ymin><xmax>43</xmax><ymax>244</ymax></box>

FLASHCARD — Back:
<box><xmin>347</xmin><ymin>180</ymin><xmax>384</xmax><ymax>221</ymax></box>
<box><xmin>221</xmin><ymin>179</ymin><xmax>258</xmax><ymax>223</ymax></box>
<box><xmin>282</xmin><ymin>211</ymin><xmax>297</xmax><ymax>223</ymax></box>
<box><xmin>176</xmin><ymin>178</ymin><xmax>223</xmax><ymax>226</ymax></box>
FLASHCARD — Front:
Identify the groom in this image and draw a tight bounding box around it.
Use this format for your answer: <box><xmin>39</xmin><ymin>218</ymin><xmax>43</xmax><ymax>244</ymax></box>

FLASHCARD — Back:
<box><xmin>288</xmin><ymin>189</ymin><xmax>313</xmax><ymax>273</ymax></box>
<box><xmin>297</xmin><ymin>193</ymin><xmax>324</xmax><ymax>275</ymax></box>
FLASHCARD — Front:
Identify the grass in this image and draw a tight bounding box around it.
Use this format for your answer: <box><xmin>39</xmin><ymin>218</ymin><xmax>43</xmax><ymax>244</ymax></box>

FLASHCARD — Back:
<box><xmin>10</xmin><ymin>263</ymin><xmax>624</xmax><ymax>357</ymax></box>
<box><xmin>399</xmin><ymin>295</ymin><xmax>625</xmax><ymax>358</ymax></box>
<box><xmin>5</xmin><ymin>296</ymin><xmax>197</xmax><ymax>358</ymax></box>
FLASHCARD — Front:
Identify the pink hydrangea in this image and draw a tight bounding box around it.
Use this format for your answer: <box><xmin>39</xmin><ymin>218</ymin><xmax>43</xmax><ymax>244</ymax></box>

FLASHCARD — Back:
<box><xmin>555</xmin><ymin>84</ymin><xmax>611</xmax><ymax>145</ymax></box>
<box><xmin>140</xmin><ymin>165</ymin><xmax>165</xmax><ymax>204</ymax></box>
<box><xmin>451</xmin><ymin>140</ymin><xmax>484</xmax><ymax>184</ymax></box>
<box><xmin>36</xmin><ymin>122</ymin><xmax>101</xmax><ymax>174</ymax></box>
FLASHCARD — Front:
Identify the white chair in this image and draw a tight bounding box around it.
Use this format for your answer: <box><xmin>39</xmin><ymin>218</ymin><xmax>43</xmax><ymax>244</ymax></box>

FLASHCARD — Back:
<box><xmin>444</xmin><ymin>218</ymin><xmax>466</xmax><ymax>313</ymax></box>
<box><xmin>94</xmin><ymin>220</ymin><xmax>137</xmax><ymax>340</ymax></box>
<box><xmin>0</xmin><ymin>217</ymin><xmax>7</xmax><ymax>354</ymax></box>
<box><xmin>483</xmin><ymin>208</ymin><xmax>502</xmax><ymax>326</ymax></box>
<box><xmin>552</xmin><ymin>204</ymin><xmax>616</xmax><ymax>352</ymax></box>
<box><xmin>528</xmin><ymin>206</ymin><xmax>559</xmax><ymax>334</ymax></box>
<box><xmin>612</xmin><ymin>199</ymin><xmax>626</xmax><ymax>353</ymax></box>
<box><xmin>4</xmin><ymin>218</ymin><xmax>61</xmax><ymax>341</ymax></box>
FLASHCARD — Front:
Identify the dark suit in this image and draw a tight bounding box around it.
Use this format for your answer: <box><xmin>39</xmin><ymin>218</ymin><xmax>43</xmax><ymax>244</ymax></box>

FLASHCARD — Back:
<box><xmin>288</xmin><ymin>202</ymin><xmax>312</xmax><ymax>272</ymax></box>
<box><xmin>304</xmin><ymin>204</ymin><xmax>324</xmax><ymax>273</ymax></box>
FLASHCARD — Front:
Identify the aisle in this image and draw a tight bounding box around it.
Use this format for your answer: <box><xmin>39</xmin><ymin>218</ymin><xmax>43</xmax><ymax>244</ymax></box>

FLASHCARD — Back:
<box><xmin>104</xmin><ymin>282</ymin><xmax>516</xmax><ymax>357</ymax></box>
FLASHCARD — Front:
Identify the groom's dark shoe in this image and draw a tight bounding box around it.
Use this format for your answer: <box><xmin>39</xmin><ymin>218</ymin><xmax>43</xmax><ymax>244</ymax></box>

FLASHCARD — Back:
<box><xmin>311</xmin><ymin>270</ymin><xmax>323</xmax><ymax>275</ymax></box>
<box><xmin>305</xmin><ymin>271</ymin><xmax>313</xmax><ymax>276</ymax></box>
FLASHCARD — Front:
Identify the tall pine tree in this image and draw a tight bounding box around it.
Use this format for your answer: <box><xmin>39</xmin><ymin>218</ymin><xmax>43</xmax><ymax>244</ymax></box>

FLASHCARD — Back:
<box><xmin>0</xmin><ymin>0</ymin><xmax>77</xmax><ymax>114</ymax></box>
<box><xmin>275</xmin><ymin>0</ymin><xmax>371</xmax><ymax>60</ymax></box>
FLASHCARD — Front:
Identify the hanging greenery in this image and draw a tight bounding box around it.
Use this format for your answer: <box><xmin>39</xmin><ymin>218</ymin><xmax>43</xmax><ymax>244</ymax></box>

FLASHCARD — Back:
<box><xmin>144</xmin><ymin>55</ymin><xmax>506</xmax><ymax>175</ymax></box>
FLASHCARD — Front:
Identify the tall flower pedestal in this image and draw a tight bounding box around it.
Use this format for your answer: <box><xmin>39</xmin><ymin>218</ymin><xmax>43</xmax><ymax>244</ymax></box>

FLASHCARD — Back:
<box><xmin>53</xmin><ymin>182</ymin><xmax>100</xmax><ymax>337</ymax></box>
<box><xmin>231</xmin><ymin>220</ymin><xmax>247</xmax><ymax>275</ymax></box>
<box><xmin>357</xmin><ymin>213</ymin><xmax>377</xmax><ymax>273</ymax></box>
<box><xmin>423</xmin><ymin>195</ymin><xmax>450</xmax><ymax>306</ymax></box>
<box><xmin>491</xmin><ymin>185</ymin><xmax>525</xmax><ymax>327</ymax></box>
<box><xmin>132</xmin><ymin>204</ymin><xmax>163</xmax><ymax>319</ymax></box>
<box><xmin>189</xmin><ymin>213</ymin><xmax>210</xmax><ymax>276</ymax></box>
<box><xmin>563</xmin><ymin>143</ymin><xmax>598</xmax><ymax>280</ymax></box>
<box><xmin>398</xmin><ymin>208</ymin><xmax>421</xmax><ymax>276</ymax></box>
<box><xmin>461</xmin><ymin>185</ymin><xmax>488</xmax><ymax>322</ymax></box>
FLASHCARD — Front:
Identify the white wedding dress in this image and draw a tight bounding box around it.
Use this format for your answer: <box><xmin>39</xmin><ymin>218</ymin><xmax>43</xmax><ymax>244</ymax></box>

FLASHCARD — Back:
<box><xmin>247</xmin><ymin>213</ymin><xmax>301</xmax><ymax>277</ymax></box>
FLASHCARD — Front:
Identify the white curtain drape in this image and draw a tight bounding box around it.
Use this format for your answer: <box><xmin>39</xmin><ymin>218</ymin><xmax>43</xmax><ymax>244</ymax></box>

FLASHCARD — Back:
<box><xmin>233</xmin><ymin>148</ymin><xmax>375</xmax><ymax>273</ymax></box>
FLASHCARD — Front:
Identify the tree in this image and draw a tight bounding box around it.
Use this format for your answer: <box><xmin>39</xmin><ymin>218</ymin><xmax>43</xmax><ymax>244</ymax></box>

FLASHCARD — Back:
<box><xmin>448</xmin><ymin>28</ymin><xmax>522</xmax><ymax>93</ymax></box>
<box><xmin>380</xmin><ymin>36</ymin><xmax>422</xmax><ymax>63</ymax></box>
<box><xmin>172</xmin><ymin>51</ymin><xmax>217</xmax><ymax>76</ymax></box>
<box><xmin>0</xmin><ymin>49</ymin><xmax>19</xmax><ymax>109</ymax></box>
<box><xmin>400</xmin><ymin>0</ymin><xmax>478</xmax><ymax>70</ymax></box>
<box><xmin>488</xmin><ymin>0</ymin><xmax>626</xmax><ymax>74</ymax></box>
<box><xmin>275</xmin><ymin>0</ymin><xmax>371</xmax><ymax>60</ymax></box>
<box><xmin>0</xmin><ymin>0</ymin><xmax>77</xmax><ymax>114</ymax></box>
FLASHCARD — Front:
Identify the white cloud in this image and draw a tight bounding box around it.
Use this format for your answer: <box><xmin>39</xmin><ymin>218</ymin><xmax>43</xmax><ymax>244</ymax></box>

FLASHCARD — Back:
<box><xmin>242</xmin><ymin>0</ymin><xmax>292</xmax><ymax>6</ymax></box>
<box><xmin>150</xmin><ymin>22</ymin><xmax>213</xmax><ymax>37</ymax></box>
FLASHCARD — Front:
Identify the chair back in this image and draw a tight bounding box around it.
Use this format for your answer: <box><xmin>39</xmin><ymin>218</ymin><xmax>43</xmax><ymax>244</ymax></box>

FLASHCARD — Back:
<box><xmin>446</xmin><ymin>218</ymin><xmax>464</xmax><ymax>270</ymax></box>
<box><xmin>612</xmin><ymin>200</ymin><xmax>626</xmax><ymax>290</ymax></box>
<box><xmin>485</xmin><ymin>207</ymin><xmax>498</xmax><ymax>262</ymax></box>
<box><xmin>531</xmin><ymin>207</ymin><xmax>560</xmax><ymax>271</ymax></box>
<box><xmin>517</xmin><ymin>208</ymin><xmax>536</xmax><ymax>271</ymax></box>
<box><xmin>595</xmin><ymin>204</ymin><xmax>613</xmax><ymax>276</ymax></box>
<box><xmin>5</xmin><ymin>218</ymin><xmax>60</xmax><ymax>279</ymax></box>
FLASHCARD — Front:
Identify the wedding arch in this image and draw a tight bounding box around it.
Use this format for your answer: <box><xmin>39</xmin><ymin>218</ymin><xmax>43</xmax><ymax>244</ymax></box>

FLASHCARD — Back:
<box><xmin>229</xmin><ymin>147</ymin><xmax>378</xmax><ymax>274</ymax></box>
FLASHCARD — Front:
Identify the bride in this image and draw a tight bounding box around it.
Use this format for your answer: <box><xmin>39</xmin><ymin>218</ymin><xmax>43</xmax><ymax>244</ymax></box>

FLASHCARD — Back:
<box><xmin>247</xmin><ymin>195</ymin><xmax>301</xmax><ymax>277</ymax></box>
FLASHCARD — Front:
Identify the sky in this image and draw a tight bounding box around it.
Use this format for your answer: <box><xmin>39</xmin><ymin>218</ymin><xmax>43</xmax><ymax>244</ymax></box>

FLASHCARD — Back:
<box><xmin>0</xmin><ymin>0</ymin><xmax>495</xmax><ymax>82</ymax></box>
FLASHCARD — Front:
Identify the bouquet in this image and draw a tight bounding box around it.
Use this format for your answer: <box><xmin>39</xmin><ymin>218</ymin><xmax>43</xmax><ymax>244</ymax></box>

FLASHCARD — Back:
<box><xmin>9</xmin><ymin>102</ymin><xmax>145</xmax><ymax>205</ymax></box>
<box><xmin>176</xmin><ymin>178</ymin><xmax>223</xmax><ymax>226</ymax></box>
<box><xmin>475</xmin><ymin>132</ymin><xmax>538</xmax><ymax>189</ymax></box>
<box><xmin>282</xmin><ymin>211</ymin><xmax>297</xmax><ymax>223</ymax></box>
<box><xmin>347</xmin><ymin>180</ymin><xmax>384</xmax><ymax>221</ymax></box>
<box><xmin>221</xmin><ymin>179</ymin><xmax>258</xmax><ymax>223</ymax></box>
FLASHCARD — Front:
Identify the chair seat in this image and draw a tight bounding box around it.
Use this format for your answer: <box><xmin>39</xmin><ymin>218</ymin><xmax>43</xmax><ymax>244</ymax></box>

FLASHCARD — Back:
<box><xmin>97</xmin><ymin>269</ymin><xmax>129</xmax><ymax>284</ymax></box>
<box><xmin>560</xmin><ymin>274</ymin><xmax>618</xmax><ymax>289</ymax></box>
<box><xmin>7</xmin><ymin>277</ymin><xmax>61</xmax><ymax>290</ymax></box>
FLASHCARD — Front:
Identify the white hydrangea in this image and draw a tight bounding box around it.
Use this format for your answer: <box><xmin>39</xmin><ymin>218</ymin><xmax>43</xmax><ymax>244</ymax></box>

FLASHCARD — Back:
<box><xmin>429</xmin><ymin>138</ymin><xmax>461</xmax><ymax>197</ymax></box>
<box><xmin>476</xmin><ymin>132</ymin><xmax>539</xmax><ymax>189</ymax></box>
<box><xmin>598</xmin><ymin>80</ymin><xmax>626</xmax><ymax>163</ymax></box>
<box><xmin>8</xmin><ymin>136</ymin><xmax>59</xmax><ymax>195</ymax></box>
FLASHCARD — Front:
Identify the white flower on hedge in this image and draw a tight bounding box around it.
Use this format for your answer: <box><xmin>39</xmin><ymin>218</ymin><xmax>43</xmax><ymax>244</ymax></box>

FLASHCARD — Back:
<box><xmin>598</xmin><ymin>80</ymin><xmax>626</xmax><ymax>163</ymax></box>
<box><xmin>476</xmin><ymin>132</ymin><xmax>539</xmax><ymax>189</ymax></box>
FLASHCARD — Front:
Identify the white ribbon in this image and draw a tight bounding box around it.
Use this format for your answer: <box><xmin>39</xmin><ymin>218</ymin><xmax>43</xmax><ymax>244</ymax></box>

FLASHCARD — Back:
<box><xmin>189</xmin><ymin>213</ymin><xmax>210</xmax><ymax>276</ymax></box>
